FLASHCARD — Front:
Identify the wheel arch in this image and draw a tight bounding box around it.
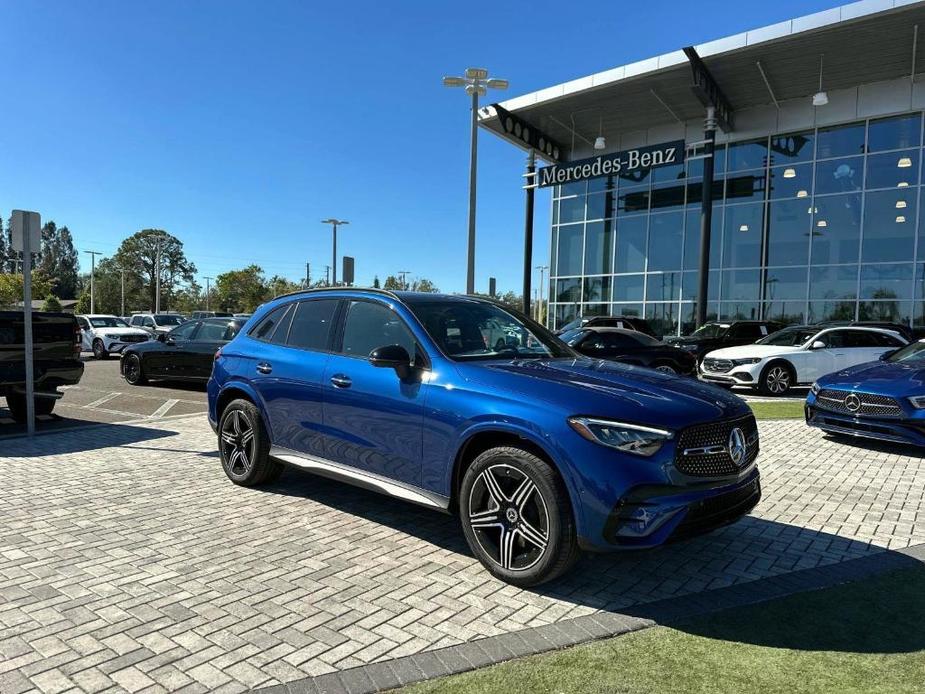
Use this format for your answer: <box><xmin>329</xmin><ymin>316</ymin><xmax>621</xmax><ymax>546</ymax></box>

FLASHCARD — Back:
<box><xmin>215</xmin><ymin>382</ymin><xmax>272</xmax><ymax>437</ymax></box>
<box><xmin>760</xmin><ymin>358</ymin><xmax>797</xmax><ymax>390</ymax></box>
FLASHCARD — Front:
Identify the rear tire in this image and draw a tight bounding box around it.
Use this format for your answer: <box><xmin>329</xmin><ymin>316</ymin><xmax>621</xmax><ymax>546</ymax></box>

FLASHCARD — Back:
<box><xmin>92</xmin><ymin>339</ymin><xmax>109</xmax><ymax>360</ymax></box>
<box><xmin>123</xmin><ymin>353</ymin><xmax>147</xmax><ymax>385</ymax></box>
<box><xmin>6</xmin><ymin>394</ymin><xmax>56</xmax><ymax>422</ymax></box>
<box><xmin>218</xmin><ymin>399</ymin><xmax>282</xmax><ymax>486</ymax></box>
<box><xmin>759</xmin><ymin>361</ymin><xmax>794</xmax><ymax>396</ymax></box>
<box><xmin>460</xmin><ymin>446</ymin><xmax>580</xmax><ymax>587</ymax></box>
<box><xmin>652</xmin><ymin>363</ymin><xmax>677</xmax><ymax>375</ymax></box>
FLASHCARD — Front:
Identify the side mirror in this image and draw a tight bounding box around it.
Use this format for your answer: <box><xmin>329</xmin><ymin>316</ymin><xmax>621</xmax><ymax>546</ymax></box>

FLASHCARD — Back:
<box><xmin>156</xmin><ymin>332</ymin><xmax>167</xmax><ymax>342</ymax></box>
<box><xmin>810</xmin><ymin>340</ymin><xmax>827</xmax><ymax>350</ymax></box>
<box><xmin>369</xmin><ymin>344</ymin><xmax>412</xmax><ymax>374</ymax></box>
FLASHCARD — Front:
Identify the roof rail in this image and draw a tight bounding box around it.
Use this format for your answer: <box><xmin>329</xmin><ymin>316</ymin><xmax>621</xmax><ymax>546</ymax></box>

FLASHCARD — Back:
<box><xmin>274</xmin><ymin>286</ymin><xmax>402</xmax><ymax>302</ymax></box>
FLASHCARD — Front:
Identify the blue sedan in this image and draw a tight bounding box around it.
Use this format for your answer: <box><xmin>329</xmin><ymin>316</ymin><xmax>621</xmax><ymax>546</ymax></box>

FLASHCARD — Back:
<box><xmin>806</xmin><ymin>339</ymin><xmax>925</xmax><ymax>447</ymax></box>
<box><xmin>208</xmin><ymin>289</ymin><xmax>761</xmax><ymax>586</ymax></box>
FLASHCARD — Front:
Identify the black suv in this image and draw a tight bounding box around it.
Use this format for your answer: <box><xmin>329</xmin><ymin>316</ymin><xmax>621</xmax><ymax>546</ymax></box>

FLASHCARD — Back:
<box><xmin>554</xmin><ymin>315</ymin><xmax>659</xmax><ymax>339</ymax></box>
<box><xmin>665</xmin><ymin>320</ymin><xmax>783</xmax><ymax>362</ymax></box>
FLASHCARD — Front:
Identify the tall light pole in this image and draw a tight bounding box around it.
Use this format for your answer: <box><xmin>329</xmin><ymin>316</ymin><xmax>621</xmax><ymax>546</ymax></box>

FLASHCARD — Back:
<box><xmin>118</xmin><ymin>266</ymin><xmax>126</xmax><ymax>317</ymax></box>
<box><xmin>443</xmin><ymin>68</ymin><xmax>509</xmax><ymax>295</ymax></box>
<box><xmin>397</xmin><ymin>270</ymin><xmax>411</xmax><ymax>291</ymax></box>
<box><xmin>84</xmin><ymin>250</ymin><xmax>102</xmax><ymax>314</ymax></box>
<box><xmin>321</xmin><ymin>219</ymin><xmax>349</xmax><ymax>285</ymax></box>
<box><xmin>535</xmin><ymin>265</ymin><xmax>548</xmax><ymax>325</ymax></box>
<box><xmin>203</xmin><ymin>276</ymin><xmax>214</xmax><ymax>311</ymax></box>
<box><xmin>154</xmin><ymin>236</ymin><xmax>162</xmax><ymax>313</ymax></box>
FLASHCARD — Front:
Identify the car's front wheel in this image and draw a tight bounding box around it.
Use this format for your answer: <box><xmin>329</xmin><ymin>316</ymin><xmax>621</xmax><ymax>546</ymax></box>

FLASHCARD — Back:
<box><xmin>122</xmin><ymin>354</ymin><xmax>147</xmax><ymax>385</ymax></box>
<box><xmin>759</xmin><ymin>361</ymin><xmax>793</xmax><ymax>396</ymax></box>
<box><xmin>218</xmin><ymin>399</ymin><xmax>282</xmax><ymax>486</ymax></box>
<box><xmin>460</xmin><ymin>446</ymin><xmax>579</xmax><ymax>587</ymax></box>
<box><xmin>92</xmin><ymin>339</ymin><xmax>109</xmax><ymax>360</ymax></box>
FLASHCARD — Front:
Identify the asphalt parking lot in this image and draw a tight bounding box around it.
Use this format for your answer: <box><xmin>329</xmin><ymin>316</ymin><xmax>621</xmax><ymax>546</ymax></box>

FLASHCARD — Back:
<box><xmin>2</xmin><ymin>410</ymin><xmax>924</xmax><ymax>692</ymax></box>
<box><xmin>0</xmin><ymin>356</ymin><xmax>208</xmax><ymax>439</ymax></box>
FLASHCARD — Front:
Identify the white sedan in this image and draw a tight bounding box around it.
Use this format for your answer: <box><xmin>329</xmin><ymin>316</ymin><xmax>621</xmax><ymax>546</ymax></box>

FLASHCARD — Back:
<box><xmin>76</xmin><ymin>314</ymin><xmax>152</xmax><ymax>359</ymax></box>
<box><xmin>699</xmin><ymin>325</ymin><xmax>907</xmax><ymax>395</ymax></box>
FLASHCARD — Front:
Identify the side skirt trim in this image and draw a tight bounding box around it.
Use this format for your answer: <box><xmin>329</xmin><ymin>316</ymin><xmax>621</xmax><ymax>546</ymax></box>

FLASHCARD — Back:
<box><xmin>269</xmin><ymin>446</ymin><xmax>450</xmax><ymax>511</ymax></box>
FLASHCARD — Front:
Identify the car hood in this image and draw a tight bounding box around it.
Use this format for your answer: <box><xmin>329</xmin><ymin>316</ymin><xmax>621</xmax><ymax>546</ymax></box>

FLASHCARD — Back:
<box><xmin>820</xmin><ymin>359</ymin><xmax>925</xmax><ymax>395</ymax></box>
<box><xmin>704</xmin><ymin>345</ymin><xmax>800</xmax><ymax>360</ymax></box>
<box><xmin>458</xmin><ymin>357</ymin><xmax>749</xmax><ymax>427</ymax></box>
<box><xmin>92</xmin><ymin>327</ymin><xmax>149</xmax><ymax>337</ymax></box>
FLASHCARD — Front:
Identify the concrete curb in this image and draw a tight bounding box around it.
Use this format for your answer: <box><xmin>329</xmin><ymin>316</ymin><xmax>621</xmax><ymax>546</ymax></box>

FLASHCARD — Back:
<box><xmin>256</xmin><ymin>542</ymin><xmax>925</xmax><ymax>694</ymax></box>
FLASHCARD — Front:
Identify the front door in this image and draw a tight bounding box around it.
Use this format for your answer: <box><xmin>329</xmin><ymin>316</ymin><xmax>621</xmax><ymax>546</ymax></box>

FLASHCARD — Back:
<box><xmin>147</xmin><ymin>320</ymin><xmax>199</xmax><ymax>377</ymax></box>
<box><xmin>182</xmin><ymin>320</ymin><xmax>237</xmax><ymax>379</ymax></box>
<box><xmin>322</xmin><ymin>299</ymin><xmax>426</xmax><ymax>487</ymax></box>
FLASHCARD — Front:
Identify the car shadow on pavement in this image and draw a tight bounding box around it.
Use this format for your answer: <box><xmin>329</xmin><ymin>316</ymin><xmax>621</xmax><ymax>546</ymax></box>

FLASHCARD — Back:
<box><xmin>259</xmin><ymin>468</ymin><xmax>899</xmax><ymax>619</ymax></box>
<box><xmin>0</xmin><ymin>421</ymin><xmax>178</xmax><ymax>457</ymax></box>
<box><xmin>822</xmin><ymin>432</ymin><xmax>925</xmax><ymax>459</ymax></box>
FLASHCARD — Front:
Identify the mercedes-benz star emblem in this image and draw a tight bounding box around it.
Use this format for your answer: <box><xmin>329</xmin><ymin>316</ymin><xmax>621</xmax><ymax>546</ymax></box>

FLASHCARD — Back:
<box><xmin>844</xmin><ymin>393</ymin><xmax>862</xmax><ymax>413</ymax></box>
<box><xmin>728</xmin><ymin>427</ymin><xmax>747</xmax><ymax>467</ymax></box>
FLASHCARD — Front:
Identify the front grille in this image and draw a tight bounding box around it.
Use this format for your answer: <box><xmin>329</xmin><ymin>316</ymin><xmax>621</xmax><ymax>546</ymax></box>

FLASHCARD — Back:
<box><xmin>120</xmin><ymin>334</ymin><xmax>148</xmax><ymax>343</ymax></box>
<box><xmin>671</xmin><ymin>478</ymin><xmax>761</xmax><ymax>540</ymax></box>
<box><xmin>702</xmin><ymin>358</ymin><xmax>733</xmax><ymax>373</ymax></box>
<box><xmin>675</xmin><ymin>414</ymin><xmax>759</xmax><ymax>477</ymax></box>
<box><xmin>816</xmin><ymin>389</ymin><xmax>902</xmax><ymax>418</ymax></box>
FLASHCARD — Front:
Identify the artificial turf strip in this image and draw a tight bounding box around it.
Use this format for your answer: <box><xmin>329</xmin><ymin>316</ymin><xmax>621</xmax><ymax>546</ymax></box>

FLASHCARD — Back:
<box><xmin>748</xmin><ymin>400</ymin><xmax>805</xmax><ymax>420</ymax></box>
<box><xmin>398</xmin><ymin>565</ymin><xmax>925</xmax><ymax>694</ymax></box>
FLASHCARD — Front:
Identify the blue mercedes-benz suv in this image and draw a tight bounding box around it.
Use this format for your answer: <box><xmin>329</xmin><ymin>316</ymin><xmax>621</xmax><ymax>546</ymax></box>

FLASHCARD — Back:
<box><xmin>207</xmin><ymin>289</ymin><xmax>761</xmax><ymax>586</ymax></box>
<box><xmin>806</xmin><ymin>338</ymin><xmax>925</xmax><ymax>447</ymax></box>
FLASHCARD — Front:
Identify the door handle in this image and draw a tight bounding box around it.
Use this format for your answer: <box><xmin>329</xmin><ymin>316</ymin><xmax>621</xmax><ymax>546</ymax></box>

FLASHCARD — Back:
<box><xmin>256</xmin><ymin>362</ymin><xmax>273</xmax><ymax>374</ymax></box>
<box><xmin>330</xmin><ymin>374</ymin><xmax>352</xmax><ymax>388</ymax></box>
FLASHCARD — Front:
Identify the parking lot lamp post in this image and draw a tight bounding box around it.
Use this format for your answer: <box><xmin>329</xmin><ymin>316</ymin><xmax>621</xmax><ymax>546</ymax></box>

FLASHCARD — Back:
<box><xmin>203</xmin><ymin>276</ymin><xmax>213</xmax><ymax>311</ymax></box>
<box><xmin>321</xmin><ymin>219</ymin><xmax>348</xmax><ymax>285</ymax></box>
<box><xmin>535</xmin><ymin>265</ymin><xmax>548</xmax><ymax>324</ymax></box>
<box><xmin>443</xmin><ymin>68</ymin><xmax>508</xmax><ymax>294</ymax></box>
<box><xmin>84</xmin><ymin>250</ymin><xmax>102</xmax><ymax>314</ymax></box>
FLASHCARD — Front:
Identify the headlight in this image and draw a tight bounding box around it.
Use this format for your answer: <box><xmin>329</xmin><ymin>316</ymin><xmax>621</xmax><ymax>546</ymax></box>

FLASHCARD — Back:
<box><xmin>731</xmin><ymin>358</ymin><xmax>762</xmax><ymax>366</ymax></box>
<box><xmin>811</xmin><ymin>382</ymin><xmax>821</xmax><ymax>395</ymax></box>
<box><xmin>908</xmin><ymin>396</ymin><xmax>925</xmax><ymax>409</ymax></box>
<box><xmin>568</xmin><ymin>417</ymin><xmax>673</xmax><ymax>457</ymax></box>
<box><xmin>103</xmin><ymin>333</ymin><xmax>117</xmax><ymax>340</ymax></box>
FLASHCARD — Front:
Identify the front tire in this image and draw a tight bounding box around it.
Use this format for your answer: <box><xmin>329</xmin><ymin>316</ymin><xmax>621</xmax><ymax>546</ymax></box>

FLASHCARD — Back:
<box><xmin>218</xmin><ymin>399</ymin><xmax>282</xmax><ymax>486</ymax></box>
<box><xmin>653</xmin><ymin>363</ymin><xmax>677</xmax><ymax>375</ymax></box>
<box><xmin>92</xmin><ymin>339</ymin><xmax>109</xmax><ymax>360</ymax></box>
<box><xmin>460</xmin><ymin>446</ymin><xmax>579</xmax><ymax>587</ymax></box>
<box><xmin>123</xmin><ymin>354</ymin><xmax>147</xmax><ymax>385</ymax></box>
<box><xmin>759</xmin><ymin>361</ymin><xmax>793</xmax><ymax>396</ymax></box>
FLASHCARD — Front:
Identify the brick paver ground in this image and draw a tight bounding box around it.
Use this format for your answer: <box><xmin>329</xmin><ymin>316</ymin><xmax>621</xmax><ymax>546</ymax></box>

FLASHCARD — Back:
<box><xmin>2</xmin><ymin>415</ymin><xmax>924</xmax><ymax>693</ymax></box>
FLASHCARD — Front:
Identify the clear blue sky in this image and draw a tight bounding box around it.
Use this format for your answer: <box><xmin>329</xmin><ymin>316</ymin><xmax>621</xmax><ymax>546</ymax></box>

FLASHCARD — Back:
<box><xmin>0</xmin><ymin>0</ymin><xmax>842</xmax><ymax>294</ymax></box>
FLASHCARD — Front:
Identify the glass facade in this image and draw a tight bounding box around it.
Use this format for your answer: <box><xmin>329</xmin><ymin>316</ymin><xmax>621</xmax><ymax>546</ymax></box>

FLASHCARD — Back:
<box><xmin>548</xmin><ymin>112</ymin><xmax>925</xmax><ymax>335</ymax></box>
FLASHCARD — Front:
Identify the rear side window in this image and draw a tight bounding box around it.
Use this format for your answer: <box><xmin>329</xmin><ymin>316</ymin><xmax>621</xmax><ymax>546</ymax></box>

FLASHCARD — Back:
<box><xmin>842</xmin><ymin>330</ymin><xmax>880</xmax><ymax>348</ymax></box>
<box><xmin>170</xmin><ymin>321</ymin><xmax>199</xmax><ymax>340</ymax></box>
<box><xmin>730</xmin><ymin>324</ymin><xmax>765</xmax><ymax>339</ymax></box>
<box><xmin>197</xmin><ymin>321</ymin><xmax>230</xmax><ymax>341</ymax></box>
<box><xmin>340</xmin><ymin>301</ymin><xmax>415</xmax><ymax>358</ymax></box>
<box><xmin>287</xmin><ymin>300</ymin><xmax>338</xmax><ymax>351</ymax></box>
<box><xmin>873</xmin><ymin>332</ymin><xmax>904</xmax><ymax>347</ymax></box>
<box><xmin>251</xmin><ymin>306</ymin><xmax>288</xmax><ymax>341</ymax></box>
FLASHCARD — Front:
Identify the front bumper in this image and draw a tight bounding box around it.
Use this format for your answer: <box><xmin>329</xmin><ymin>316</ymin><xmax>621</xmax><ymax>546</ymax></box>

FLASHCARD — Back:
<box><xmin>699</xmin><ymin>362</ymin><xmax>762</xmax><ymax>385</ymax></box>
<box><xmin>805</xmin><ymin>402</ymin><xmax>925</xmax><ymax>447</ymax></box>
<box><xmin>598</xmin><ymin>468</ymin><xmax>761</xmax><ymax>548</ymax></box>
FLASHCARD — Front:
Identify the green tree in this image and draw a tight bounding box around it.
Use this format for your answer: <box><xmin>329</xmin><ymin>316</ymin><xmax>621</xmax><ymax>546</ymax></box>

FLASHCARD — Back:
<box><xmin>372</xmin><ymin>275</ymin><xmax>381</xmax><ymax>289</ymax></box>
<box><xmin>214</xmin><ymin>265</ymin><xmax>268</xmax><ymax>313</ymax></box>
<box><xmin>0</xmin><ymin>274</ymin><xmax>52</xmax><ymax>309</ymax></box>
<box><xmin>411</xmin><ymin>277</ymin><xmax>439</xmax><ymax>293</ymax></box>
<box><xmin>42</xmin><ymin>294</ymin><xmax>62</xmax><ymax>311</ymax></box>
<box><xmin>267</xmin><ymin>275</ymin><xmax>301</xmax><ymax>298</ymax></box>
<box><xmin>37</xmin><ymin>222</ymin><xmax>80</xmax><ymax>299</ymax></box>
<box><xmin>113</xmin><ymin>229</ymin><xmax>196</xmax><ymax>311</ymax></box>
<box><xmin>75</xmin><ymin>287</ymin><xmax>92</xmax><ymax>314</ymax></box>
<box><xmin>382</xmin><ymin>275</ymin><xmax>402</xmax><ymax>290</ymax></box>
<box><xmin>172</xmin><ymin>283</ymin><xmax>203</xmax><ymax>314</ymax></box>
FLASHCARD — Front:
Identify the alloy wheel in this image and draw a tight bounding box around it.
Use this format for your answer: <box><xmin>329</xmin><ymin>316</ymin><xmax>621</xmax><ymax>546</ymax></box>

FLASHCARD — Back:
<box><xmin>93</xmin><ymin>341</ymin><xmax>105</xmax><ymax>359</ymax></box>
<box><xmin>221</xmin><ymin>410</ymin><xmax>256</xmax><ymax>476</ymax></box>
<box><xmin>654</xmin><ymin>364</ymin><xmax>676</xmax><ymax>374</ymax></box>
<box><xmin>124</xmin><ymin>356</ymin><xmax>141</xmax><ymax>383</ymax></box>
<box><xmin>766</xmin><ymin>366</ymin><xmax>790</xmax><ymax>394</ymax></box>
<box><xmin>467</xmin><ymin>464</ymin><xmax>550</xmax><ymax>571</ymax></box>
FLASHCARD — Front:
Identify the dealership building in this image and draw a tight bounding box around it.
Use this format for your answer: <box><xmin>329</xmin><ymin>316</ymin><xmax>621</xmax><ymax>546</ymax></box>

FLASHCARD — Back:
<box><xmin>481</xmin><ymin>0</ymin><xmax>925</xmax><ymax>334</ymax></box>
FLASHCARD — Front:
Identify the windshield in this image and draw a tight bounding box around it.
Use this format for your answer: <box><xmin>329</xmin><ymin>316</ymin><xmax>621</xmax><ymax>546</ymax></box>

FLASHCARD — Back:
<box><xmin>557</xmin><ymin>317</ymin><xmax>586</xmax><ymax>333</ymax></box>
<box><xmin>560</xmin><ymin>328</ymin><xmax>589</xmax><ymax>346</ymax></box>
<box><xmin>89</xmin><ymin>316</ymin><xmax>129</xmax><ymax>328</ymax></box>
<box><xmin>154</xmin><ymin>314</ymin><xmax>185</xmax><ymax>326</ymax></box>
<box><xmin>757</xmin><ymin>327</ymin><xmax>818</xmax><ymax>346</ymax></box>
<box><xmin>406</xmin><ymin>299</ymin><xmax>575</xmax><ymax>361</ymax></box>
<box><xmin>690</xmin><ymin>323</ymin><xmax>729</xmax><ymax>339</ymax></box>
<box><xmin>627</xmin><ymin>331</ymin><xmax>661</xmax><ymax>346</ymax></box>
<box><xmin>887</xmin><ymin>340</ymin><xmax>925</xmax><ymax>363</ymax></box>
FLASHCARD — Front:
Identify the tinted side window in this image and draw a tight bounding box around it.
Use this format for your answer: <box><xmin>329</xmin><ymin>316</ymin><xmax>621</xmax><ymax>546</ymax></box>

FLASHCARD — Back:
<box><xmin>822</xmin><ymin>331</ymin><xmax>845</xmax><ymax>348</ymax></box>
<box><xmin>340</xmin><ymin>301</ymin><xmax>415</xmax><ymax>358</ymax></box>
<box><xmin>731</xmin><ymin>324</ymin><xmax>765</xmax><ymax>339</ymax></box>
<box><xmin>196</xmin><ymin>321</ymin><xmax>230</xmax><ymax>341</ymax></box>
<box><xmin>843</xmin><ymin>330</ymin><xmax>879</xmax><ymax>348</ymax></box>
<box><xmin>287</xmin><ymin>300</ymin><xmax>338</xmax><ymax>351</ymax></box>
<box><xmin>143</xmin><ymin>317</ymin><xmax>155</xmax><ymax>328</ymax></box>
<box><xmin>171</xmin><ymin>321</ymin><xmax>199</xmax><ymax>340</ymax></box>
<box><xmin>251</xmin><ymin>306</ymin><xmax>287</xmax><ymax>341</ymax></box>
<box><xmin>602</xmin><ymin>333</ymin><xmax>636</xmax><ymax>348</ymax></box>
<box><xmin>873</xmin><ymin>332</ymin><xmax>904</xmax><ymax>347</ymax></box>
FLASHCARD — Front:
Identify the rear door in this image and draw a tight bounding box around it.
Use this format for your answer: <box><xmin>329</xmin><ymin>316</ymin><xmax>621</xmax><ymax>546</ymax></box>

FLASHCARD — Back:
<box><xmin>839</xmin><ymin>329</ymin><xmax>900</xmax><ymax>369</ymax></box>
<box><xmin>250</xmin><ymin>299</ymin><xmax>337</xmax><ymax>456</ymax></box>
<box><xmin>321</xmin><ymin>299</ymin><xmax>426</xmax><ymax>486</ymax></box>
<box><xmin>146</xmin><ymin>320</ymin><xmax>199</xmax><ymax>377</ymax></box>
<box><xmin>182</xmin><ymin>320</ymin><xmax>238</xmax><ymax>379</ymax></box>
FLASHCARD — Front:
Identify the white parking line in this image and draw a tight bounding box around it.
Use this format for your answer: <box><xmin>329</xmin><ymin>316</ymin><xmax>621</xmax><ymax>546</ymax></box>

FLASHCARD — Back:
<box><xmin>84</xmin><ymin>392</ymin><xmax>122</xmax><ymax>409</ymax></box>
<box><xmin>149</xmin><ymin>399</ymin><xmax>179</xmax><ymax>419</ymax></box>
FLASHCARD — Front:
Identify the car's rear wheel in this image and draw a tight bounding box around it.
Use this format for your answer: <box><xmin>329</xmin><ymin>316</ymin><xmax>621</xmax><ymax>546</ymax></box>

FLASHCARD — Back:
<box><xmin>759</xmin><ymin>362</ymin><xmax>793</xmax><ymax>396</ymax></box>
<box><xmin>92</xmin><ymin>339</ymin><xmax>109</xmax><ymax>360</ymax></box>
<box><xmin>6</xmin><ymin>394</ymin><xmax>56</xmax><ymax>421</ymax></box>
<box><xmin>460</xmin><ymin>446</ymin><xmax>579</xmax><ymax>587</ymax></box>
<box><xmin>218</xmin><ymin>399</ymin><xmax>282</xmax><ymax>486</ymax></box>
<box><xmin>653</xmin><ymin>363</ymin><xmax>677</xmax><ymax>375</ymax></box>
<box><xmin>123</xmin><ymin>354</ymin><xmax>147</xmax><ymax>385</ymax></box>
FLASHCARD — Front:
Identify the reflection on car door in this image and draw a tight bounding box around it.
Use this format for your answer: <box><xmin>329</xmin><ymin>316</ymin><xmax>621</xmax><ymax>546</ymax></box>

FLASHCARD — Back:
<box><xmin>250</xmin><ymin>300</ymin><xmax>336</xmax><ymax>457</ymax></box>
<box><xmin>802</xmin><ymin>329</ymin><xmax>845</xmax><ymax>381</ymax></box>
<box><xmin>148</xmin><ymin>321</ymin><xmax>199</xmax><ymax>377</ymax></box>
<box><xmin>321</xmin><ymin>300</ymin><xmax>427</xmax><ymax>487</ymax></box>
<box><xmin>184</xmin><ymin>320</ymin><xmax>237</xmax><ymax>379</ymax></box>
